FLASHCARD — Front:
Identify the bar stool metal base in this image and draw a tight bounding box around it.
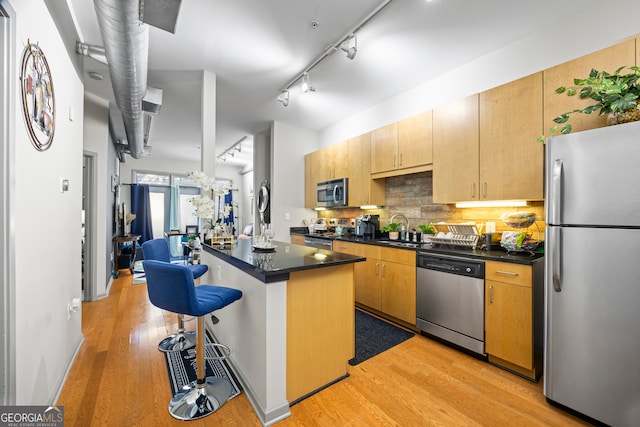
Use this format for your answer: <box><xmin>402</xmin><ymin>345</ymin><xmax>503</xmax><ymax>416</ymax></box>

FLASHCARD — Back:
<box><xmin>168</xmin><ymin>376</ymin><xmax>233</xmax><ymax>420</ymax></box>
<box><xmin>158</xmin><ymin>331</ymin><xmax>196</xmax><ymax>352</ymax></box>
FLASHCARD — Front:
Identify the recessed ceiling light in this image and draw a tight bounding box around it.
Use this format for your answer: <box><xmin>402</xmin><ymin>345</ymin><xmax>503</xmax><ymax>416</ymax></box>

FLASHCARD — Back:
<box><xmin>88</xmin><ymin>71</ymin><xmax>104</xmax><ymax>81</ymax></box>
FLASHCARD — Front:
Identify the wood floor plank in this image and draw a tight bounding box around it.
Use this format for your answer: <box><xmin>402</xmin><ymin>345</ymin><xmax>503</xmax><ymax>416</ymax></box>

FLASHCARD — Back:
<box><xmin>58</xmin><ymin>270</ymin><xmax>589</xmax><ymax>426</ymax></box>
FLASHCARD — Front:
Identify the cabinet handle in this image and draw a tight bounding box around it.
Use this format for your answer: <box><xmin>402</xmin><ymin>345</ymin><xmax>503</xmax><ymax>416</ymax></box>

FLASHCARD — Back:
<box><xmin>365</xmin><ymin>192</ymin><xmax>369</xmax><ymax>204</ymax></box>
<box><xmin>399</xmin><ymin>153</ymin><xmax>403</xmax><ymax>167</ymax></box>
<box><xmin>393</xmin><ymin>155</ymin><xmax>397</xmax><ymax>168</ymax></box>
<box><xmin>496</xmin><ymin>270</ymin><xmax>518</xmax><ymax>276</ymax></box>
<box><xmin>482</xmin><ymin>182</ymin><xmax>487</xmax><ymax>198</ymax></box>
<box><xmin>375</xmin><ymin>263</ymin><xmax>379</xmax><ymax>276</ymax></box>
<box><xmin>489</xmin><ymin>285</ymin><xmax>493</xmax><ymax>304</ymax></box>
<box><xmin>382</xmin><ymin>264</ymin><xmax>386</xmax><ymax>277</ymax></box>
<box><xmin>471</xmin><ymin>183</ymin><xmax>476</xmax><ymax>198</ymax></box>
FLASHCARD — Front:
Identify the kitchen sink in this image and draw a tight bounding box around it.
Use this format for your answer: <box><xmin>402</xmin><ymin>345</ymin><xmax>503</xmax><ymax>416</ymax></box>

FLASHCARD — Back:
<box><xmin>376</xmin><ymin>240</ymin><xmax>423</xmax><ymax>249</ymax></box>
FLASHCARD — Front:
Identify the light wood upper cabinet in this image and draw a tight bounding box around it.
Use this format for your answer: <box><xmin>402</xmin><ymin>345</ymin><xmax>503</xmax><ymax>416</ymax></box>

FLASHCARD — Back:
<box><xmin>434</xmin><ymin>74</ymin><xmax>544</xmax><ymax>203</ymax></box>
<box><xmin>398</xmin><ymin>110</ymin><xmax>433</xmax><ymax>168</ymax></box>
<box><xmin>331</xmin><ymin>139</ymin><xmax>350</xmax><ymax>180</ymax></box>
<box><xmin>370</xmin><ymin>123</ymin><xmax>398</xmax><ymax>174</ymax></box>
<box><xmin>304</xmin><ymin>140</ymin><xmax>350</xmax><ymax>208</ymax></box>
<box><xmin>371</xmin><ymin>113</ymin><xmax>433</xmax><ymax>177</ymax></box>
<box><xmin>348</xmin><ymin>133</ymin><xmax>385</xmax><ymax>207</ymax></box>
<box><xmin>479</xmin><ymin>72</ymin><xmax>544</xmax><ymax>201</ymax></box>
<box><xmin>543</xmin><ymin>38</ymin><xmax>636</xmax><ymax>138</ymax></box>
<box><xmin>433</xmin><ymin>94</ymin><xmax>480</xmax><ymax>203</ymax></box>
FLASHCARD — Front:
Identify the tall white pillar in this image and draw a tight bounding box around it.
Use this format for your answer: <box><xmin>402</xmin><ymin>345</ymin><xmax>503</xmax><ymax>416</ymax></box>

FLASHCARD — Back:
<box><xmin>201</xmin><ymin>70</ymin><xmax>216</xmax><ymax>177</ymax></box>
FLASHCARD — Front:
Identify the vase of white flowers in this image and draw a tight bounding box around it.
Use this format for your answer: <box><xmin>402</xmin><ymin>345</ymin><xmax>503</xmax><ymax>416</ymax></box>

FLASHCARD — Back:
<box><xmin>187</xmin><ymin>171</ymin><xmax>232</xmax><ymax>242</ymax></box>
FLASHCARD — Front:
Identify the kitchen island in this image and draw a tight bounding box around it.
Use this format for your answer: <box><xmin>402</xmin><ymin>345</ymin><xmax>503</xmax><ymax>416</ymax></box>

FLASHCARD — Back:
<box><xmin>200</xmin><ymin>239</ymin><xmax>364</xmax><ymax>426</ymax></box>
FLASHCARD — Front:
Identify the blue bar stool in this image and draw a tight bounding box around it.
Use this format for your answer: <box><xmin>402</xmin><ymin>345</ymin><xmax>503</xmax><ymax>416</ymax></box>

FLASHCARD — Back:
<box><xmin>142</xmin><ymin>238</ymin><xmax>208</xmax><ymax>352</ymax></box>
<box><xmin>143</xmin><ymin>260</ymin><xmax>242</xmax><ymax>420</ymax></box>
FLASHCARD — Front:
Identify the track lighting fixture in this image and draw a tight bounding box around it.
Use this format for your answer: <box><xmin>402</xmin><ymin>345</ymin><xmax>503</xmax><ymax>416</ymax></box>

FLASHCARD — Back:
<box><xmin>302</xmin><ymin>72</ymin><xmax>315</xmax><ymax>93</ymax></box>
<box><xmin>276</xmin><ymin>0</ymin><xmax>393</xmax><ymax>106</ymax></box>
<box><xmin>278</xmin><ymin>89</ymin><xmax>289</xmax><ymax>107</ymax></box>
<box><xmin>341</xmin><ymin>34</ymin><xmax>357</xmax><ymax>60</ymax></box>
<box><xmin>216</xmin><ymin>136</ymin><xmax>246</xmax><ymax>162</ymax></box>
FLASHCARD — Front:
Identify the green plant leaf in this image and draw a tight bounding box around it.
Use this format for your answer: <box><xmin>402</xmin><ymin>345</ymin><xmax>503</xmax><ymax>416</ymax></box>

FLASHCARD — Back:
<box><xmin>567</xmin><ymin>88</ymin><xmax>577</xmax><ymax>96</ymax></box>
<box><xmin>555</xmin><ymin>86</ymin><xmax>566</xmax><ymax>94</ymax></box>
<box><xmin>560</xmin><ymin>124</ymin><xmax>572</xmax><ymax>134</ymax></box>
<box><xmin>611</xmin><ymin>92</ymin><xmax>638</xmax><ymax>111</ymax></box>
<box><xmin>578</xmin><ymin>87</ymin><xmax>592</xmax><ymax>98</ymax></box>
<box><xmin>536</xmin><ymin>135</ymin><xmax>545</xmax><ymax>143</ymax></box>
<box><xmin>553</xmin><ymin>114</ymin><xmax>569</xmax><ymax>124</ymax></box>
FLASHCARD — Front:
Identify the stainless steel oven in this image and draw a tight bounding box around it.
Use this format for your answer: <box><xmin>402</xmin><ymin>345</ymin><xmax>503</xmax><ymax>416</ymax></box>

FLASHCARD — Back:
<box><xmin>316</xmin><ymin>178</ymin><xmax>348</xmax><ymax>208</ymax></box>
<box><xmin>416</xmin><ymin>252</ymin><xmax>485</xmax><ymax>355</ymax></box>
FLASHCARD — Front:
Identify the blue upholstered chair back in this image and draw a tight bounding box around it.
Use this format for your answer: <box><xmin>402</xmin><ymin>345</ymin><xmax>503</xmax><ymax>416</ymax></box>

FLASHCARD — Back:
<box><xmin>142</xmin><ymin>238</ymin><xmax>171</xmax><ymax>263</ymax></box>
<box><xmin>143</xmin><ymin>260</ymin><xmax>200</xmax><ymax>316</ymax></box>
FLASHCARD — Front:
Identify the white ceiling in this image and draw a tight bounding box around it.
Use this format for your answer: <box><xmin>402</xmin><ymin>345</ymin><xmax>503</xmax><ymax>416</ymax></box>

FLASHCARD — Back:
<box><xmin>66</xmin><ymin>0</ymin><xmax>602</xmax><ymax>169</ymax></box>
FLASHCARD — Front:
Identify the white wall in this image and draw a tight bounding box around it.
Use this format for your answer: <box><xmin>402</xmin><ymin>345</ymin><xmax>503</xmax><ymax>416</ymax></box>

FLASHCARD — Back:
<box><xmin>319</xmin><ymin>1</ymin><xmax>640</xmax><ymax>146</ymax></box>
<box><xmin>10</xmin><ymin>0</ymin><xmax>84</xmax><ymax>404</ymax></box>
<box><xmin>83</xmin><ymin>94</ymin><xmax>111</xmax><ymax>298</ymax></box>
<box><xmin>271</xmin><ymin>122</ymin><xmax>318</xmax><ymax>242</ymax></box>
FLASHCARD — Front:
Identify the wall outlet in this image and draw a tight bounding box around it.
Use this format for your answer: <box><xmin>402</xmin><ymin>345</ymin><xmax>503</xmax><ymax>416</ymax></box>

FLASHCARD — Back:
<box><xmin>285</xmin><ymin>212</ymin><xmax>290</xmax><ymax>220</ymax></box>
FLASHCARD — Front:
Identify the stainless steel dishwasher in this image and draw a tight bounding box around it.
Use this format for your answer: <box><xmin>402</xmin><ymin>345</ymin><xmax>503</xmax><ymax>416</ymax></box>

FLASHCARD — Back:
<box><xmin>303</xmin><ymin>236</ymin><xmax>333</xmax><ymax>250</ymax></box>
<box><xmin>416</xmin><ymin>252</ymin><xmax>485</xmax><ymax>356</ymax></box>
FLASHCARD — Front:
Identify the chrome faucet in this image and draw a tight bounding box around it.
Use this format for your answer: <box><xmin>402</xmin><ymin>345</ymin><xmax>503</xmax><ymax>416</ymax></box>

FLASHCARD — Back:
<box><xmin>390</xmin><ymin>213</ymin><xmax>409</xmax><ymax>240</ymax></box>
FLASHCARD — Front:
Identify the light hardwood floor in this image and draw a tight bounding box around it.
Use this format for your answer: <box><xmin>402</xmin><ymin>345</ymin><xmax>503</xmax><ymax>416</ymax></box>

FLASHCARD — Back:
<box><xmin>58</xmin><ymin>270</ymin><xmax>590</xmax><ymax>426</ymax></box>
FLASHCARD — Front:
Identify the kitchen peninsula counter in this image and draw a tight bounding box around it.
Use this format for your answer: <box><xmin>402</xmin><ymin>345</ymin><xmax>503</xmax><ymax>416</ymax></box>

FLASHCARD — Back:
<box><xmin>202</xmin><ymin>238</ymin><xmax>365</xmax><ymax>282</ymax></box>
<box><xmin>200</xmin><ymin>239</ymin><xmax>364</xmax><ymax>426</ymax></box>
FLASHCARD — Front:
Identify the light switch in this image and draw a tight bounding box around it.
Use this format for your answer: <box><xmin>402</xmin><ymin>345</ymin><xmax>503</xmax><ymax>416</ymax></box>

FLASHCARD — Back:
<box><xmin>285</xmin><ymin>212</ymin><xmax>290</xmax><ymax>220</ymax></box>
<box><xmin>60</xmin><ymin>178</ymin><xmax>70</xmax><ymax>193</ymax></box>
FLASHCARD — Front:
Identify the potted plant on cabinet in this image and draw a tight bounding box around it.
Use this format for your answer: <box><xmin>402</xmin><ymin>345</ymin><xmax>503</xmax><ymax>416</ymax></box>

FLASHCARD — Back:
<box><xmin>538</xmin><ymin>65</ymin><xmax>640</xmax><ymax>141</ymax></box>
<box><xmin>418</xmin><ymin>223</ymin><xmax>435</xmax><ymax>243</ymax></box>
<box><xmin>381</xmin><ymin>222</ymin><xmax>402</xmax><ymax>240</ymax></box>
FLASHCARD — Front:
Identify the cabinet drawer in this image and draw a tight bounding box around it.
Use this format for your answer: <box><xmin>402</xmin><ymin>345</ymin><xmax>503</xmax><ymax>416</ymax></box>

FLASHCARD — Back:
<box><xmin>485</xmin><ymin>261</ymin><xmax>531</xmax><ymax>287</ymax></box>
<box><xmin>380</xmin><ymin>247</ymin><xmax>416</xmax><ymax>266</ymax></box>
<box><xmin>332</xmin><ymin>240</ymin><xmax>356</xmax><ymax>255</ymax></box>
<box><xmin>354</xmin><ymin>243</ymin><xmax>381</xmax><ymax>259</ymax></box>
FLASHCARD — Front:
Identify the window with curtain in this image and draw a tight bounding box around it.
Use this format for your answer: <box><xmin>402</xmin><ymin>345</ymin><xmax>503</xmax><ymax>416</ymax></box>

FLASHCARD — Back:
<box><xmin>134</xmin><ymin>172</ymin><xmax>200</xmax><ymax>236</ymax></box>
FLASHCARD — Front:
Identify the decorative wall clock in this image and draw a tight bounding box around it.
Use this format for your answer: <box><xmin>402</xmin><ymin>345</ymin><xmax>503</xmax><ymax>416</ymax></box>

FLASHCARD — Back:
<box><xmin>20</xmin><ymin>40</ymin><xmax>55</xmax><ymax>151</ymax></box>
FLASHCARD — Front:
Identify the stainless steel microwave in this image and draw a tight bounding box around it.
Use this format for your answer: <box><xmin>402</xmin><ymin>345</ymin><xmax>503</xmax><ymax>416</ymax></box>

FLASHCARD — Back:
<box><xmin>316</xmin><ymin>178</ymin><xmax>348</xmax><ymax>207</ymax></box>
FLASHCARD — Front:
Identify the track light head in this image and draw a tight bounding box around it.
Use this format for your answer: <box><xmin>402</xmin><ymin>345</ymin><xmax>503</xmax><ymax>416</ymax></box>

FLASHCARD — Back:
<box><xmin>302</xmin><ymin>72</ymin><xmax>315</xmax><ymax>93</ymax></box>
<box><xmin>341</xmin><ymin>34</ymin><xmax>357</xmax><ymax>60</ymax></box>
<box><xmin>278</xmin><ymin>89</ymin><xmax>289</xmax><ymax>106</ymax></box>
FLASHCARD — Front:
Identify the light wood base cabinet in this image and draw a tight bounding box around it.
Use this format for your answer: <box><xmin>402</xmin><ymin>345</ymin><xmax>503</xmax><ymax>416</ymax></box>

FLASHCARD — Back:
<box><xmin>353</xmin><ymin>243</ymin><xmax>416</xmax><ymax>325</ymax></box>
<box><xmin>485</xmin><ymin>260</ymin><xmax>543</xmax><ymax>381</ymax></box>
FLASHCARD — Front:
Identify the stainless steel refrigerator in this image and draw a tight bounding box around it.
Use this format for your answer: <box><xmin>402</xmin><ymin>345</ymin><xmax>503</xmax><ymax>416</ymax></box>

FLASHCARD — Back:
<box><xmin>545</xmin><ymin>121</ymin><xmax>640</xmax><ymax>426</ymax></box>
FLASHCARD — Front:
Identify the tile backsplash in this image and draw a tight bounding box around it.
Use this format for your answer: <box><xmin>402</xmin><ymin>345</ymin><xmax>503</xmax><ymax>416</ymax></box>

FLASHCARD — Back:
<box><xmin>320</xmin><ymin>171</ymin><xmax>545</xmax><ymax>239</ymax></box>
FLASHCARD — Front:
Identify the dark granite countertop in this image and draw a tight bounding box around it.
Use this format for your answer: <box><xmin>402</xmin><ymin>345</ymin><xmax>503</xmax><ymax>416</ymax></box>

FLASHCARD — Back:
<box><xmin>202</xmin><ymin>238</ymin><xmax>365</xmax><ymax>283</ymax></box>
<box><xmin>290</xmin><ymin>230</ymin><xmax>543</xmax><ymax>265</ymax></box>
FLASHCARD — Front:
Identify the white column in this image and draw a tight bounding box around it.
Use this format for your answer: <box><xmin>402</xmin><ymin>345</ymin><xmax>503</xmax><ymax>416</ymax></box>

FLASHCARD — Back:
<box><xmin>201</xmin><ymin>70</ymin><xmax>216</xmax><ymax>177</ymax></box>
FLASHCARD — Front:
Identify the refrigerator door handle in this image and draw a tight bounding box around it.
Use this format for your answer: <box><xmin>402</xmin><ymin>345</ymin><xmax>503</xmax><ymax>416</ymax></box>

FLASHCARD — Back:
<box><xmin>550</xmin><ymin>227</ymin><xmax>562</xmax><ymax>292</ymax></box>
<box><xmin>549</xmin><ymin>159</ymin><xmax>563</xmax><ymax>224</ymax></box>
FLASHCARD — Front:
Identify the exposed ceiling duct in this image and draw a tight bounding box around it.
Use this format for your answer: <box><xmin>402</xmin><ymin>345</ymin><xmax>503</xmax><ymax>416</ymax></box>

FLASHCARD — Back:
<box><xmin>93</xmin><ymin>0</ymin><xmax>148</xmax><ymax>159</ymax></box>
